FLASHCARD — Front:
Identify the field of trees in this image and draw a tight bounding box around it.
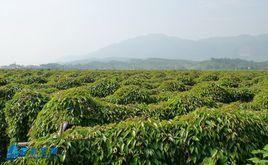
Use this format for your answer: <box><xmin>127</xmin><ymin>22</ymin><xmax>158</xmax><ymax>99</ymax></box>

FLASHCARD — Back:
<box><xmin>0</xmin><ymin>70</ymin><xmax>268</xmax><ymax>164</ymax></box>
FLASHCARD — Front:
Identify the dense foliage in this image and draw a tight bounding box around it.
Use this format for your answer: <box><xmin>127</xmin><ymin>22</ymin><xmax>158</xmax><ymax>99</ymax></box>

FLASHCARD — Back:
<box><xmin>29</xmin><ymin>87</ymin><xmax>103</xmax><ymax>139</ymax></box>
<box><xmin>0</xmin><ymin>106</ymin><xmax>8</xmax><ymax>163</ymax></box>
<box><xmin>8</xmin><ymin>108</ymin><xmax>268</xmax><ymax>164</ymax></box>
<box><xmin>249</xmin><ymin>144</ymin><xmax>268</xmax><ymax>164</ymax></box>
<box><xmin>0</xmin><ymin>70</ymin><xmax>267</xmax><ymax>164</ymax></box>
<box><xmin>107</xmin><ymin>85</ymin><xmax>157</xmax><ymax>105</ymax></box>
<box><xmin>4</xmin><ymin>90</ymin><xmax>49</xmax><ymax>142</ymax></box>
<box><xmin>89</xmin><ymin>78</ymin><xmax>120</xmax><ymax>97</ymax></box>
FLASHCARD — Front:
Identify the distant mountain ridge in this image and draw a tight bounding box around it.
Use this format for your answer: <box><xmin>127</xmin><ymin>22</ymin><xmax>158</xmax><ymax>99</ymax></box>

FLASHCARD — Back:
<box><xmin>2</xmin><ymin>58</ymin><xmax>268</xmax><ymax>70</ymax></box>
<box><xmin>72</xmin><ymin>33</ymin><xmax>268</xmax><ymax>63</ymax></box>
<box><xmin>1</xmin><ymin>34</ymin><xmax>268</xmax><ymax>70</ymax></box>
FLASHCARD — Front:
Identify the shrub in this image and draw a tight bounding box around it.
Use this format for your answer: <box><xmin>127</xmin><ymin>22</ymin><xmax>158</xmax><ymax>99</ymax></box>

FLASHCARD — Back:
<box><xmin>160</xmin><ymin>80</ymin><xmax>189</xmax><ymax>92</ymax></box>
<box><xmin>251</xmin><ymin>76</ymin><xmax>266</xmax><ymax>84</ymax></box>
<box><xmin>75</xmin><ymin>75</ymin><xmax>95</xmax><ymax>84</ymax></box>
<box><xmin>0</xmin><ymin>70</ymin><xmax>268</xmax><ymax>164</ymax></box>
<box><xmin>28</xmin><ymin>87</ymin><xmax>105</xmax><ymax>139</ymax></box>
<box><xmin>219</xmin><ymin>76</ymin><xmax>241</xmax><ymax>88</ymax></box>
<box><xmin>199</xmin><ymin>72</ymin><xmax>220</xmax><ymax>81</ymax></box>
<box><xmin>22</xmin><ymin>76</ymin><xmax>48</xmax><ymax>85</ymax></box>
<box><xmin>0</xmin><ymin>107</ymin><xmax>9</xmax><ymax>163</ymax></box>
<box><xmin>155</xmin><ymin>91</ymin><xmax>179</xmax><ymax>102</ymax></box>
<box><xmin>191</xmin><ymin>82</ymin><xmax>233</xmax><ymax>103</ymax></box>
<box><xmin>89</xmin><ymin>78</ymin><xmax>120</xmax><ymax>97</ymax></box>
<box><xmin>250</xmin><ymin>89</ymin><xmax>268</xmax><ymax>110</ymax></box>
<box><xmin>0</xmin><ymin>77</ymin><xmax>8</xmax><ymax>86</ymax></box>
<box><xmin>4</xmin><ymin>89</ymin><xmax>49</xmax><ymax>142</ymax></box>
<box><xmin>0</xmin><ymin>84</ymin><xmax>21</xmax><ymax>101</ymax></box>
<box><xmin>239</xmin><ymin>80</ymin><xmax>254</xmax><ymax>88</ymax></box>
<box><xmin>50</xmin><ymin>77</ymin><xmax>83</xmax><ymax>90</ymax></box>
<box><xmin>26</xmin><ymin>84</ymin><xmax>59</xmax><ymax>95</ymax></box>
<box><xmin>0</xmin><ymin>83</ymin><xmax>21</xmax><ymax>158</ymax></box>
<box><xmin>122</xmin><ymin>77</ymin><xmax>156</xmax><ymax>89</ymax></box>
<box><xmin>12</xmin><ymin>108</ymin><xmax>268</xmax><ymax>164</ymax></box>
<box><xmin>177</xmin><ymin>75</ymin><xmax>197</xmax><ymax>86</ymax></box>
<box><xmin>107</xmin><ymin>85</ymin><xmax>157</xmax><ymax>105</ymax></box>
<box><xmin>28</xmin><ymin>87</ymin><xmax>153</xmax><ymax>140</ymax></box>
<box><xmin>101</xmin><ymin>103</ymin><xmax>150</xmax><ymax>124</ymax></box>
<box><xmin>151</xmin><ymin>72</ymin><xmax>167</xmax><ymax>79</ymax></box>
<box><xmin>150</xmin><ymin>92</ymin><xmax>217</xmax><ymax>119</ymax></box>
<box><xmin>231</xmin><ymin>88</ymin><xmax>255</xmax><ymax>102</ymax></box>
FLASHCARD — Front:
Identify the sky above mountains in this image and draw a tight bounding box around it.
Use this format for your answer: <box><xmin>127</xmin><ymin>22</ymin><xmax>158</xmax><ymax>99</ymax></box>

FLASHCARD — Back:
<box><xmin>0</xmin><ymin>0</ymin><xmax>268</xmax><ymax>65</ymax></box>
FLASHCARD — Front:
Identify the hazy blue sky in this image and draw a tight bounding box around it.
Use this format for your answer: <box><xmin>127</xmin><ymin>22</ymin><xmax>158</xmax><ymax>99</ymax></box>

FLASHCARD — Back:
<box><xmin>0</xmin><ymin>0</ymin><xmax>267</xmax><ymax>65</ymax></box>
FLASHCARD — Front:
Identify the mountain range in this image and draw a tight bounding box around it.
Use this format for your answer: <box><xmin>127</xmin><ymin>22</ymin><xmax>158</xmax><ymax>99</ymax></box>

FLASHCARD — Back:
<box><xmin>70</xmin><ymin>33</ymin><xmax>268</xmax><ymax>63</ymax></box>
<box><xmin>1</xmin><ymin>33</ymin><xmax>268</xmax><ymax>70</ymax></box>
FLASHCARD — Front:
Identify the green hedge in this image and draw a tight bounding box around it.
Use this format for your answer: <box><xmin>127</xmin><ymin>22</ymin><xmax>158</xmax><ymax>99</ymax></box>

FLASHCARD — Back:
<box><xmin>0</xmin><ymin>70</ymin><xmax>267</xmax><ymax>164</ymax></box>
<box><xmin>28</xmin><ymin>87</ymin><xmax>154</xmax><ymax>140</ymax></box>
<box><xmin>149</xmin><ymin>92</ymin><xmax>217</xmax><ymax>119</ymax></box>
<box><xmin>50</xmin><ymin>77</ymin><xmax>83</xmax><ymax>90</ymax></box>
<box><xmin>0</xmin><ymin>107</ymin><xmax>9</xmax><ymax>163</ymax></box>
<box><xmin>9</xmin><ymin>108</ymin><xmax>268</xmax><ymax>164</ymax></box>
<box><xmin>219</xmin><ymin>76</ymin><xmax>241</xmax><ymax>88</ymax></box>
<box><xmin>0</xmin><ymin>77</ymin><xmax>8</xmax><ymax>86</ymax></box>
<box><xmin>107</xmin><ymin>85</ymin><xmax>157</xmax><ymax>105</ymax></box>
<box><xmin>89</xmin><ymin>78</ymin><xmax>120</xmax><ymax>97</ymax></box>
<box><xmin>191</xmin><ymin>82</ymin><xmax>233</xmax><ymax>103</ymax></box>
<box><xmin>21</xmin><ymin>76</ymin><xmax>48</xmax><ymax>85</ymax></box>
<box><xmin>29</xmin><ymin>87</ymin><xmax>220</xmax><ymax>141</ymax></box>
<box><xmin>231</xmin><ymin>88</ymin><xmax>255</xmax><ymax>102</ymax></box>
<box><xmin>159</xmin><ymin>80</ymin><xmax>189</xmax><ymax>92</ymax></box>
<box><xmin>75</xmin><ymin>75</ymin><xmax>95</xmax><ymax>84</ymax></box>
<box><xmin>199</xmin><ymin>72</ymin><xmax>220</xmax><ymax>82</ymax></box>
<box><xmin>177</xmin><ymin>76</ymin><xmax>196</xmax><ymax>86</ymax></box>
<box><xmin>0</xmin><ymin>83</ymin><xmax>21</xmax><ymax>101</ymax></box>
<box><xmin>250</xmin><ymin>89</ymin><xmax>268</xmax><ymax>110</ymax></box>
<box><xmin>28</xmin><ymin>87</ymin><xmax>104</xmax><ymax>140</ymax></box>
<box><xmin>122</xmin><ymin>77</ymin><xmax>157</xmax><ymax>89</ymax></box>
<box><xmin>4</xmin><ymin>89</ymin><xmax>49</xmax><ymax>142</ymax></box>
<box><xmin>0</xmin><ymin>83</ymin><xmax>22</xmax><ymax>161</ymax></box>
